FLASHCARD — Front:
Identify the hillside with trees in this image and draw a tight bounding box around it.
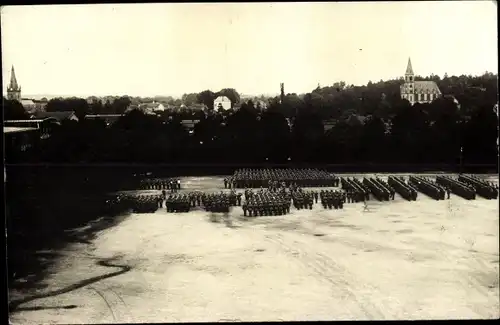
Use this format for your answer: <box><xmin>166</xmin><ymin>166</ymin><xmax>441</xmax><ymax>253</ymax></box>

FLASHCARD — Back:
<box><xmin>3</xmin><ymin>72</ymin><xmax>498</xmax><ymax>166</ymax></box>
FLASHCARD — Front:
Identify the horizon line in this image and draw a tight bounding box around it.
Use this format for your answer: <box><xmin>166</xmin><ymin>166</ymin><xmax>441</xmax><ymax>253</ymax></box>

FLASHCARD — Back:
<box><xmin>10</xmin><ymin>70</ymin><xmax>498</xmax><ymax>100</ymax></box>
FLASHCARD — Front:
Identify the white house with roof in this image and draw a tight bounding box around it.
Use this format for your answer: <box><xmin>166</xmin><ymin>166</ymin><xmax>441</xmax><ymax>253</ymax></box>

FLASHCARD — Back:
<box><xmin>139</xmin><ymin>101</ymin><xmax>165</xmax><ymax>114</ymax></box>
<box><xmin>400</xmin><ymin>58</ymin><xmax>442</xmax><ymax>105</ymax></box>
<box><xmin>213</xmin><ymin>96</ymin><xmax>231</xmax><ymax>110</ymax></box>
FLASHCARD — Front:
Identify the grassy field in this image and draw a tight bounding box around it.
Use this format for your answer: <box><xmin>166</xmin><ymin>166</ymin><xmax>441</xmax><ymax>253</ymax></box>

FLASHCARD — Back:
<box><xmin>8</xmin><ymin>174</ymin><xmax>499</xmax><ymax>323</ymax></box>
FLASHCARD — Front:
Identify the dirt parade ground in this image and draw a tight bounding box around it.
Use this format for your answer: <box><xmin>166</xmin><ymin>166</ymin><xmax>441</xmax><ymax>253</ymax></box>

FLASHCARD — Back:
<box><xmin>8</xmin><ymin>174</ymin><xmax>499</xmax><ymax>323</ymax></box>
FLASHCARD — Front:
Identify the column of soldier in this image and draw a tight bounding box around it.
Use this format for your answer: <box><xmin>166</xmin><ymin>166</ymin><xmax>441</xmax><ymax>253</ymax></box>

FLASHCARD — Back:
<box><xmin>110</xmin><ymin>177</ymin><xmax>359</xmax><ymax>216</ymax></box>
<box><xmin>224</xmin><ymin>168</ymin><xmax>339</xmax><ymax>189</ymax></box>
<box><xmin>104</xmin><ymin>178</ymin><xmax>182</xmax><ymax>214</ymax></box>
<box><xmin>140</xmin><ymin>178</ymin><xmax>181</xmax><ymax>191</ymax></box>
<box><xmin>105</xmin><ymin>193</ymin><xmax>163</xmax><ymax>214</ymax></box>
<box><xmin>106</xmin><ymin>174</ymin><xmax>497</xmax><ymax>216</ymax></box>
<box><xmin>165</xmin><ymin>190</ymin><xmax>246</xmax><ymax>213</ymax></box>
<box><xmin>240</xmin><ymin>178</ymin><xmax>362</xmax><ymax>217</ymax></box>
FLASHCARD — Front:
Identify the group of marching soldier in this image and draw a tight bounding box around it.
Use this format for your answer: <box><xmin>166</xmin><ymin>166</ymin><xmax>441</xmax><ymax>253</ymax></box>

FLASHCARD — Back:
<box><xmin>105</xmin><ymin>193</ymin><xmax>164</xmax><ymax>214</ymax></box>
<box><xmin>106</xmin><ymin>173</ymin><xmax>499</xmax><ymax>219</ymax></box>
<box><xmin>226</xmin><ymin>168</ymin><xmax>339</xmax><ymax>188</ymax></box>
<box><xmin>242</xmin><ymin>189</ymin><xmax>291</xmax><ymax>217</ymax></box>
<box><xmin>419</xmin><ymin>177</ymin><xmax>452</xmax><ymax>199</ymax></box>
<box><xmin>320</xmin><ymin>190</ymin><xmax>345</xmax><ymax>209</ymax></box>
<box><xmin>140</xmin><ymin>178</ymin><xmax>181</xmax><ymax>191</ymax></box>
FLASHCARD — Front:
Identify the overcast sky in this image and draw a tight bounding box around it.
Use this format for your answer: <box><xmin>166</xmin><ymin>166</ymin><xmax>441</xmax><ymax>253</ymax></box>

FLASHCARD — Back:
<box><xmin>1</xmin><ymin>2</ymin><xmax>497</xmax><ymax>98</ymax></box>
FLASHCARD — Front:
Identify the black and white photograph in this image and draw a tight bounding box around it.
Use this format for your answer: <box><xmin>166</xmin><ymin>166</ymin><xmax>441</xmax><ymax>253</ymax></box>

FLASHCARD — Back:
<box><xmin>3</xmin><ymin>2</ymin><xmax>499</xmax><ymax>323</ymax></box>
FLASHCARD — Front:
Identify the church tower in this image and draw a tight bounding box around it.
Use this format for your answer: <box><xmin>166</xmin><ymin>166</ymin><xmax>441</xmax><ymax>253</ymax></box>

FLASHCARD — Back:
<box><xmin>7</xmin><ymin>65</ymin><xmax>21</xmax><ymax>101</ymax></box>
<box><xmin>404</xmin><ymin>58</ymin><xmax>415</xmax><ymax>105</ymax></box>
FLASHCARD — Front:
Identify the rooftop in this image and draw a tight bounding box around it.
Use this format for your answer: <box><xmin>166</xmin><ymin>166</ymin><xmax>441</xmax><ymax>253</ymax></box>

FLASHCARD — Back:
<box><xmin>214</xmin><ymin>96</ymin><xmax>231</xmax><ymax>102</ymax></box>
<box><xmin>20</xmin><ymin>99</ymin><xmax>36</xmax><ymax>106</ymax></box>
<box><xmin>31</xmin><ymin>111</ymin><xmax>76</xmax><ymax>120</ymax></box>
<box><xmin>4</xmin><ymin>119</ymin><xmax>51</xmax><ymax>123</ymax></box>
<box><xmin>4</xmin><ymin>126</ymin><xmax>38</xmax><ymax>134</ymax></box>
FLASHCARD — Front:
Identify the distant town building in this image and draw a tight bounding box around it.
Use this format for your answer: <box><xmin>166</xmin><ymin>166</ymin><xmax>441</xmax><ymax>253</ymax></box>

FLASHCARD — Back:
<box><xmin>400</xmin><ymin>58</ymin><xmax>442</xmax><ymax>105</ymax></box>
<box><xmin>6</xmin><ymin>65</ymin><xmax>48</xmax><ymax>112</ymax></box>
<box><xmin>20</xmin><ymin>99</ymin><xmax>36</xmax><ymax>112</ymax></box>
<box><xmin>30</xmin><ymin>111</ymin><xmax>79</xmax><ymax>123</ymax></box>
<box><xmin>7</xmin><ymin>65</ymin><xmax>21</xmax><ymax>101</ymax></box>
<box><xmin>213</xmin><ymin>96</ymin><xmax>231</xmax><ymax>111</ymax></box>
<box><xmin>139</xmin><ymin>101</ymin><xmax>165</xmax><ymax>114</ymax></box>
<box><xmin>33</xmin><ymin>99</ymin><xmax>49</xmax><ymax>111</ymax></box>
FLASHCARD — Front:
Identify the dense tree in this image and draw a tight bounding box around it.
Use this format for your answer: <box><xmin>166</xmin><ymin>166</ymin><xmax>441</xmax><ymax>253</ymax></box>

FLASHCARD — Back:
<box><xmin>3</xmin><ymin>98</ymin><xmax>29</xmax><ymax>120</ymax></box>
<box><xmin>46</xmin><ymin>97</ymin><xmax>90</xmax><ymax>120</ymax></box>
<box><xmin>181</xmin><ymin>93</ymin><xmax>198</xmax><ymax>106</ymax></box>
<box><xmin>5</xmin><ymin>72</ymin><xmax>498</xmax><ymax>167</ymax></box>
<box><xmin>217</xmin><ymin>88</ymin><xmax>240</xmax><ymax>108</ymax></box>
<box><xmin>197</xmin><ymin>90</ymin><xmax>217</xmax><ymax>110</ymax></box>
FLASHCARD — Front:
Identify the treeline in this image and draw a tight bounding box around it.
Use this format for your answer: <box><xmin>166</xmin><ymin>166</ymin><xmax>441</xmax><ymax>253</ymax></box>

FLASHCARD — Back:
<box><xmin>3</xmin><ymin>72</ymin><xmax>498</xmax><ymax>166</ymax></box>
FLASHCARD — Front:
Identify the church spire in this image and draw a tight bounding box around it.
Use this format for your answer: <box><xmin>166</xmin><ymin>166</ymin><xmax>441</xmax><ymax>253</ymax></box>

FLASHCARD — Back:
<box><xmin>9</xmin><ymin>65</ymin><xmax>19</xmax><ymax>90</ymax></box>
<box><xmin>405</xmin><ymin>57</ymin><xmax>414</xmax><ymax>75</ymax></box>
<box><xmin>7</xmin><ymin>65</ymin><xmax>21</xmax><ymax>101</ymax></box>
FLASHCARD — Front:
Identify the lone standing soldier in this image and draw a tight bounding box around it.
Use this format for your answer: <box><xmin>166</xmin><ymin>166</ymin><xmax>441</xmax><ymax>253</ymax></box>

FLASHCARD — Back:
<box><xmin>224</xmin><ymin>178</ymin><xmax>228</xmax><ymax>189</ymax></box>
<box><xmin>157</xmin><ymin>195</ymin><xmax>163</xmax><ymax>208</ymax></box>
<box><xmin>446</xmin><ymin>187</ymin><xmax>451</xmax><ymax>199</ymax></box>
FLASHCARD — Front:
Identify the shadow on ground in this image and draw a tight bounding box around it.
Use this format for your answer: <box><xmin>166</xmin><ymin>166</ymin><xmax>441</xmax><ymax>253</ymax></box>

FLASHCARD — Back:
<box><xmin>6</xmin><ymin>166</ymin><xmax>137</xmax><ymax>294</ymax></box>
<box><xmin>7</xmin><ymin>211</ymin><xmax>131</xmax><ymax>292</ymax></box>
<box><xmin>9</xmin><ymin>256</ymin><xmax>132</xmax><ymax>313</ymax></box>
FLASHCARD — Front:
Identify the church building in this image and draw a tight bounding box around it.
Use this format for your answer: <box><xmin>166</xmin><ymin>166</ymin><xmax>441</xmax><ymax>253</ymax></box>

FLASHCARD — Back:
<box><xmin>7</xmin><ymin>65</ymin><xmax>21</xmax><ymax>101</ymax></box>
<box><xmin>400</xmin><ymin>58</ymin><xmax>441</xmax><ymax>105</ymax></box>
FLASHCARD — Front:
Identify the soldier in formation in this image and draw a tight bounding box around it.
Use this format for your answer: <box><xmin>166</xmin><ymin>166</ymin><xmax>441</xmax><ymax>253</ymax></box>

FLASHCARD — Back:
<box><xmin>375</xmin><ymin>177</ymin><xmax>395</xmax><ymax>200</ymax></box>
<box><xmin>398</xmin><ymin>176</ymin><xmax>418</xmax><ymax>201</ymax></box>
<box><xmin>319</xmin><ymin>190</ymin><xmax>345</xmax><ymax>209</ymax></box>
<box><xmin>223</xmin><ymin>176</ymin><xmax>237</xmax><ymax>189</ymax></box>
<box><xmin>140</xmin><ymin>178</ymin><xmax>181</xmax><ymax>191</ymax></box>
<box><xmin>243</xmin><ymin>189</ymin><xmax>290</xmax><ymax>217</ymax></box>
<box><xmin>345</xmin><ymin>189</ymin><xmax>365</xmax><ymax>203</ymax></box>
<box><xmin>104</xmin><ymin>194</ymin><xmax>131</xmax><ymax>216</ymax></box>
<box><xmin>229</xmin><ymin>168</ymin><xmax>338</xmax><ymax>188</ymax></box>
<box><xmin>203</xmin><ymin>194</ymin><xmax>231</xmax><ymax>213</ymax></box>
<box><xmin>290</xmin><ymin>188</ymin><xmax>314</xmax><ymax>210</ymax></box>
<box><xmin>165</xmin><ymin>194</ymin><xmax>191</xmax><ymax>213</ymax></box>
<box><xmin>408</xmin><ymin>183</ymin><xmax>418</xmax><ymax>200</ymax></box>
<box><xmin>188</xmin><ymin>191</ymin><xmax>204</xmax><ymax>207</ymax></box>
<box><xmin>226</xmin><ymin>189</ymin><xmax>242</xmax><ymax>206</ymax></box>
<box><xmin>388</xmin><ymin>185</ymin><xmax>396</xmax><ymax>200</ymax></box>
<box><xmin>129</xmin><ymin>194</ymin><xmax>162</xmax><ymax>213</ymax></box>
<box><xmin>341</xmin><ymin>178</ymin><xmax>369</xmax><ymax>203</ymax></box>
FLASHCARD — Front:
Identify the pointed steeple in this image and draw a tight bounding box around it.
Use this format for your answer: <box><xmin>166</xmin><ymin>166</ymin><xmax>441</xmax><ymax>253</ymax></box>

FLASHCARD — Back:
<box><xmin>405</xmin><ymin>57</ymin><xmax>414</xmax><ymax>75</ymax></box>
<box><xmin>9</xmin><ymin>65</ymin><xmax>19</xmax><ymax>90</ymax></box>
<box><xmin>7</xmin><ymin>65</ymin><xmax>21</xmax><ymax>101</ymax></box>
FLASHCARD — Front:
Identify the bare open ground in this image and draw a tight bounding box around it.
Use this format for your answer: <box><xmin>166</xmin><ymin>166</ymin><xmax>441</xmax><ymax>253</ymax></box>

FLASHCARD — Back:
<box><xmin>8</xmin><ymin>174</ymin><xmax>499</xmax><ymax>323</ymax></box>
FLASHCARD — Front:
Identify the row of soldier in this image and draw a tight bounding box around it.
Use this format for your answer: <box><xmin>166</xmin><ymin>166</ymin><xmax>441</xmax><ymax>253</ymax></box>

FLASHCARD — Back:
<box><xmin>417</xmin><ymin>177</ymin><xmax>452</xmax><ymax>199</ymax></box>
<box><xmin>104</xmin><ymin>194</ymin><xmax>164</xmax><ymax>214</ymax></box>
<box><xmin>140</xmin><ymin>178</ymin><xmax>181</xmax><ymax>191</ymax></box>
<box><xmin>227</xmin><ymin>168</ymin><xmax>339</xmax><ymax>188</ymax></box>
<box><xmin>242</xmin><ymin>189</ymin><xmax>291</xmax><ymax>217</ymax></box>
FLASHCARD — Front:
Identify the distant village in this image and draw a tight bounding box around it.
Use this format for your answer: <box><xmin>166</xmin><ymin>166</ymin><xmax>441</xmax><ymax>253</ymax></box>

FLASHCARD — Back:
<box><xmin>5</xmin><ymin>65</ymin><xmax>273</xmax><ymax>128</ymax></box>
